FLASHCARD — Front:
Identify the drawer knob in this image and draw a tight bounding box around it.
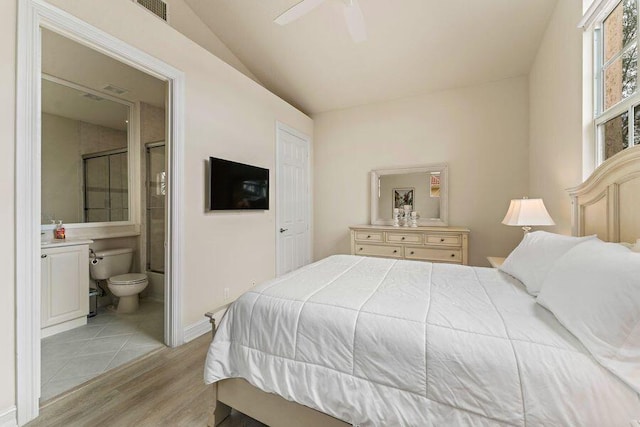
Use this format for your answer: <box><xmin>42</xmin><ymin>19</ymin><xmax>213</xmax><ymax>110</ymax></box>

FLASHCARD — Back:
<box><xmin>410</xmin><ymin>251</ymin><xmax>414</xmax><ymax>255</ymax></box>
<box><xmin>359</xmin><ymin>247</ymin><xmax>363</xmax><ymax>251</ymax></box>
<box><xmin>451</xmin><ymin>253</ymin><xmax>455</xmax><ymax>257</ymax></box>
<box><xmin>401</xmin><ymin>237</ymin><xmax>405</xmax><ymax>240</ymax></box>
<box><xmin>367</xmin><ymin>235</ymin><xmax>371</xmax><ymax>239</ymax></box>
<box><xmin>41</xmin><ymin>254</ymin><xmax>47</xmax><ymax>258</ymax></box>
<box><xmin>440</xmin><ymin>238</ymin><xmax>445</xmax><ymax>242</ymax></box>
<box><xmin>393</xmin><ymin>250</ymin><xmax>398</xmax><ymax>253</ymax></box>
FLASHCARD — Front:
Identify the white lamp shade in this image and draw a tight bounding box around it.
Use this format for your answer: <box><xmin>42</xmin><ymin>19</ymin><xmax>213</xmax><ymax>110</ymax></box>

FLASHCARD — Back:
<box><xmin>502</xmin><ymin>198</ymin><xmax>555</xmax><ymax>227</ymax></box>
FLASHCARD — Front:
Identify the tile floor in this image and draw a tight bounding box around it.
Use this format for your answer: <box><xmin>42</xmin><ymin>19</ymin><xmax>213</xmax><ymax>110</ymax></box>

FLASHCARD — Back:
<box><xmin>41</xmin><ymin>299</ymin><xmax>164</xmax><ymax>402</ymax></box>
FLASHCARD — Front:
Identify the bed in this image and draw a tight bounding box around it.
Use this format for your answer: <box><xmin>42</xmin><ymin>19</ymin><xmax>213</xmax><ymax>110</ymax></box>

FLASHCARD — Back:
<box><xmin>204</xmin><ymin>146</ymin><xmax>640</xmax><ymax>426</ymax></box>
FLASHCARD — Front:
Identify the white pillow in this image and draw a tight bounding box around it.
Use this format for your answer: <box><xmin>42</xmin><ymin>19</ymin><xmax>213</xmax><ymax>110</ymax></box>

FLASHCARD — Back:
<box><xmin>498</xmin><ymin>231</ymin><xmax>595</xmax><ymax>295</ymax></box>
<box><xmin>537</xmin><ymin>239</ymin><xmax>640</xmax><ymax>393</ymax></box>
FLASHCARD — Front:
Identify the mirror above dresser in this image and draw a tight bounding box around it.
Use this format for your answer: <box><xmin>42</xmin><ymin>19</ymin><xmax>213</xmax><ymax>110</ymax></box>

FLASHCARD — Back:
<box><xmin>355</xmin><ymin>163</ymin><xmax>469</xmax><ymax>265</ymax></box>
<box><xmin>371</xmin><ymin>164</ymin><xmax>448</xmax><ymax>226</ymax></box>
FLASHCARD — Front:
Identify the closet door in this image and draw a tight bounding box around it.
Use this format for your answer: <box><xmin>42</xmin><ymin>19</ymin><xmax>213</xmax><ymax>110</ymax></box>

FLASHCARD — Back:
<box><xmin>276</xmin><ymin>124</ymin><xmax>311</xmax><ymax>276</ymax></box>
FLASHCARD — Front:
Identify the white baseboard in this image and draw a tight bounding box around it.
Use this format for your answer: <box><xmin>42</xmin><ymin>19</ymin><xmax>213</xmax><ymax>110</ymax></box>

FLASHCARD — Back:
<box><xmin>183</xmin><ymin>307</ymin><xmax>229</xmax><ymax>343</ymax></box>
<box><xmin>41</xmin><ymin>317</ymin><xmax>87</xmax><ymax>339</ymax></box>
<box><xmin>0</xmin><ymin>406</ymin><xmax>17</xmax><ymax>427</ymax></box>
<box><xmin>183</xmin><ymin>318</ymin><xmax>211</xmax><ymax>343</ymax></box>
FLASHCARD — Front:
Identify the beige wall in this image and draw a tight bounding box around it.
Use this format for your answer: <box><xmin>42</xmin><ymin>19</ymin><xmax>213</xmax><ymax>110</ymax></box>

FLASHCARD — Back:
<box><xmin>78</xmin><ymin>121</ymin><xmax>127</xmax><ymax>155</ymax></box>
<box><xmin>0</xmin><ymin>0</ymin><xmax>15</xmax><ymax>413</ymax></box>
<box><xmin>529</xmin><ymin>0</ymin><xmax>583</xmax><ymax>234</ymax></box>
<box><xmin>163</xmin><ymin>0</ymin><xmax>260</xmax><ymax>84</ymax></box>
<box><xmin>39</xmin><ymin>0</ymin><xmax>313</xmax><ymax>320</ymax></box>
<box><xmin>313</xmin><ymin>76</ymin><xmax>530</xmax><ymax>267</ymax></box>
<box><xmin>41</xmin><ymin>113</ymin><xmax>83</xmax><ymax>224</ymax></box>
<box><xmin>1</xmin><ymin>0</ymin><xmax>311</xmax><ymax>415</ymax></box>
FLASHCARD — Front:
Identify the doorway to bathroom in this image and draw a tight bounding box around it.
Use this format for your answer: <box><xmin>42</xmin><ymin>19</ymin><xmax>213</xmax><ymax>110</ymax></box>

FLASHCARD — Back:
<box><xmin>16</xmin><ymin>1</ymin><xmax>186</xmax><ymax>418</ymax></box>
<box><xmin>37</xmin><ymin>29</ymin><xmax>171</xmax><ymax>403</ymax></box>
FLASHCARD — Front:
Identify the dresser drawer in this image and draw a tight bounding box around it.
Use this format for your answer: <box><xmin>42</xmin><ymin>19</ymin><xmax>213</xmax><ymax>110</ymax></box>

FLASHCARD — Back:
<box><xmin>386</xmin><ymin>232</ymin><xmax>422</xmax><ymax>244</ymax></box>
<box><xmin>425</xmin><ymin>234</ymin><xmax>461</xmax><ymax>246</ymax></box>
<box><xmin>354</xmin><ymin>231</ymin><xmax>384</xmax><ymax>242</ymax></box>
<box><xmin>355</xmin><ymin>244</ymin><xmax>402</xmax><ymax>258</ymax></box>
<box><xmin>405</xmin><ymin>247</ymin><xmax>462</xmax><ymax>263</ymax></box>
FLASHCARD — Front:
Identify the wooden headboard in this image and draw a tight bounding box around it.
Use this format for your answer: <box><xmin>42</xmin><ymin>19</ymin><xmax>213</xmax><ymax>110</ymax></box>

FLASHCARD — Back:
<box><xmin>568</xmin><ymin>146</ymin><xmax>640</xmax><ymax>242</ymax></box>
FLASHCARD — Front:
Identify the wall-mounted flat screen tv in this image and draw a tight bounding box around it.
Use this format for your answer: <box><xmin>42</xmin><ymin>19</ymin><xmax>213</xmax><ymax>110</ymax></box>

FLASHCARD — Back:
<box><xmin>209</xmin><ymin>157</ymin><xmax>269</xmax><ymax>210</ymax></box>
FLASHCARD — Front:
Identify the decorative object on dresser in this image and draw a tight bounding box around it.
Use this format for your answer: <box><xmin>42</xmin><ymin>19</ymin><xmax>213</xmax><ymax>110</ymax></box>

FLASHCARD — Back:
<box><xmin>350</xmin><ymin>225</ymin><xmax>469</xmax><ymax>265</ymax></box>
<box><xmin>501</xmin><ymin>197</ymin><xmax>555</xmax><ymax>235</ymax></box>
<box><xmin>371</xmin><ymin>164</ymin><xmax>448</xmax><ymax>227</ymax></box>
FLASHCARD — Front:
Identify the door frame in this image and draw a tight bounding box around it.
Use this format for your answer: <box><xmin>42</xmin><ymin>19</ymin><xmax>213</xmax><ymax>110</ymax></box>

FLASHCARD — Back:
<box><xmin>16</xmin><ymin>0</ymin><xmax>186</xmax><ymax>424</ymax></box>
<box><xmin>275</xmin><ymin>121</ymin><xmax>312</xmax><ymax>276</ymax></box>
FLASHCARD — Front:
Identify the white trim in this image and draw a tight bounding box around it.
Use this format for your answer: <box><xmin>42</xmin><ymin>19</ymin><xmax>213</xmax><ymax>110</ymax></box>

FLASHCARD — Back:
<box><xmin>183</xmin><ymin>318</ymin><xmax>211</xmax><ymax>343</ymax></box>
<box><xmin>275</xmin><ymin>122</ymin><xmax>313</xmax><ymax>277</ymax></box>
<box><xmin>579</xmin><ymin>0</ymin><xmax>619</xmax><ymax>29</ymax></box>
<box><xmin>0</xmin><ymin>406</ymin><xmax>18</xmax><ymax>427</ymax></box>
<box><xmin>16</xmin><ymin>0</ymin><xmax>42</xmax><ymax>423</ymax></box>
<box><xmin>186</xmin><ymin>306</ymin><xmax>230</xmax><ymax>343</ymax></box>
<box><xmin>40</xmin><ymin>317</ymin><xmax>87</xmax><ymax>339</ymax></box>
<box><xmin>16</xmin><ymin>0</ymin><xmax>186</xmax><ymax>424</ymax></box>
<box><xmin>165</xmin><ymin>74</ymin><xmax>185</xmax><ymax>348</ymax></box>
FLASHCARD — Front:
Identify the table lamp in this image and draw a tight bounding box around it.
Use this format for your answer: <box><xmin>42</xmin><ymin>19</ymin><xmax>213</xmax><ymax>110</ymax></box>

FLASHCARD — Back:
<box><xmin>502</xmin><ymin>197</ymin><xmax>555</xmax><ymax>235</ymax></box>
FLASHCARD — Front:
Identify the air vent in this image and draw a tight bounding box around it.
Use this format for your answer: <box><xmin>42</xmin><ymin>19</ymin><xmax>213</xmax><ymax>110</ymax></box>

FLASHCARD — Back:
<box><xmin>103</xmin><ymin>84</ymin><xmax>129</xmax><ymax>95</ymax></box>
<box><xmin>81</xmin><ymin>93</ymin><xmax>104</xmax><ymax>102</ymax></box>
<box><xmin>135</xmin><ymin>0</ymin><xmax>168</xmax><ymax>22</ymax></box>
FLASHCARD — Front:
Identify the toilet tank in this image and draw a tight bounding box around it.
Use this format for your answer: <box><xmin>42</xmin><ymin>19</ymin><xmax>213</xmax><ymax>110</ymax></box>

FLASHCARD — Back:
<box><xmin>90</xmin><ymin>248</ymin><xmax>134</xmax><ymax>280</ymax></box>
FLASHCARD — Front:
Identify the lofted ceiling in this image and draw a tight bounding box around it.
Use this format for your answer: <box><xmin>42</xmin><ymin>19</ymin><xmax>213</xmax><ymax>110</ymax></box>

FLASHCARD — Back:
<box><xmin>185</xmin><ymin>0</ymin><xmax>558</xmax><ymax>114</ymax></box>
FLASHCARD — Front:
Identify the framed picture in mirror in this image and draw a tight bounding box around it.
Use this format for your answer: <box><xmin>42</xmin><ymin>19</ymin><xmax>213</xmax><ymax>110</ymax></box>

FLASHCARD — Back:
<box><xmin>393</xmin><ymin>188</ymin><xmax>414</xmax><ymax>213</ymax></box>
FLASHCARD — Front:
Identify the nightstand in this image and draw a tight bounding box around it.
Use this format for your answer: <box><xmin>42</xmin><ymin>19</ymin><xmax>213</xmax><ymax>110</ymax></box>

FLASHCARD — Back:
<box><xmin>487</xmin><ymin>257</ymin><xmax>506</xmax><ymax>268</ymax></box>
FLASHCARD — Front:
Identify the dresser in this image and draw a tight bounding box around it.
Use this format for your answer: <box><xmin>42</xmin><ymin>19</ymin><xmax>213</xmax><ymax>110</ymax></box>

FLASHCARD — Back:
<box><xmin>350</xmin><ymin>225</ymin><xmax>470</xmax><ymax>265</ymax></box>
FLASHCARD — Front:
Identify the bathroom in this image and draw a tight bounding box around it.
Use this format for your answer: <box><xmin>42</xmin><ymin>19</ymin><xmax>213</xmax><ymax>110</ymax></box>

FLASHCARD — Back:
<box><xmin>39</xmin><ymin>29</ymin><xmax>169</xmax><ymax>401</ymax></box>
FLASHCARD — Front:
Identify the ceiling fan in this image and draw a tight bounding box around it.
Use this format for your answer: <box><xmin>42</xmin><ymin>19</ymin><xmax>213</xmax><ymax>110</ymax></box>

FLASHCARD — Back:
<box><xmin>274</xmin><ymin>0</ymin><xmax>367</xmax><ymax>43</ymax></box>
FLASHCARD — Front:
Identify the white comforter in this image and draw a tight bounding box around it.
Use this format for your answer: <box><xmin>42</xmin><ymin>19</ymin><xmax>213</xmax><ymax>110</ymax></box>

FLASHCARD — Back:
<box><xmin>205</xmin><ymin>255</ymin><xmax>640</xmax><ymax>426</ymax></box>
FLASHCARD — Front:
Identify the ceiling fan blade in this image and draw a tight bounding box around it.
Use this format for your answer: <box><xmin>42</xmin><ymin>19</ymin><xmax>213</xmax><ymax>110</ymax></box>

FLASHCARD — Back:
<box><xmin>274</xmin><ymin>0</ymin><xmax>327</xmax><ymax>25</ymax></box>
<box><xmin>343</xmin><ymin>0</ymin><xmax>367</xmax><ymax>42</ymax></box>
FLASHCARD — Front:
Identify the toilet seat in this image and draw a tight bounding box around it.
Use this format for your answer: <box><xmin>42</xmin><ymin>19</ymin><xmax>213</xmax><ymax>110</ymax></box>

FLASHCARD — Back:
<box><xmin>108</xmin><ymin>273</ymin><xmax>148</xmax><ymax>285</ymax></box>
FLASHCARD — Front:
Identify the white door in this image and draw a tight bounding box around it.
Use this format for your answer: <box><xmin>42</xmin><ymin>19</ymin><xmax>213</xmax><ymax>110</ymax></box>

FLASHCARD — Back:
<box><xmin>276</xmin><ymin>123</ymin><xmax>311</xmax><ymax>276</ymax></box>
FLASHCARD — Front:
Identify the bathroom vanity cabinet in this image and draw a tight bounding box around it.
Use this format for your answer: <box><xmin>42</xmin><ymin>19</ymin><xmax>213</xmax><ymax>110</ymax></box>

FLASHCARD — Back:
<box><xmin>41</xmin><ymin>241</ymin><xmax>92</xmax><ymax>338</ymax></box>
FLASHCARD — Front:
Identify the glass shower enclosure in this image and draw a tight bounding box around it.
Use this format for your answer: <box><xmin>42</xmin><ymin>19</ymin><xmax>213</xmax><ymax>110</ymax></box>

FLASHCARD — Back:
<box><xmin>146</xmin><ymin>142</ymin><xmax>165</xmax><ymax>274</ymax></box>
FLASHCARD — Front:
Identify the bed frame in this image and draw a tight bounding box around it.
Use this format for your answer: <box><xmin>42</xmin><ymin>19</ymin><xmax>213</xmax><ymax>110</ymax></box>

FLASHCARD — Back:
<box><xmin>204</xmin><ymin>309</ymin><xmax>350</xmax><ymax>427</ymax></box>
<box><xmin>206</xmin><ymin>145</ymin><xmax>640</xmax><ymax>427</ymax></box>
<box><xmin>568</xmin><ymin>145</ymin><xmax>640</xmax><ymax>242</ymax></box>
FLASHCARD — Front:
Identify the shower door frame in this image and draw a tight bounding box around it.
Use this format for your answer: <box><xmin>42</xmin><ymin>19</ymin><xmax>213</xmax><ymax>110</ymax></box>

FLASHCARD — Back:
<box><xmin>145</xmin><ymin>141</ymin><xmax>166</xmax><ymax>275</ymax></box>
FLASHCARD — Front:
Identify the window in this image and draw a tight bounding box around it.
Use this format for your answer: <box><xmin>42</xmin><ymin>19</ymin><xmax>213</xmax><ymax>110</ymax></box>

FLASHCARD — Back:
<box><xmin>594</xmin><ymin>0</ymin><xmax>639</xmax><ymax>164</ymax></box>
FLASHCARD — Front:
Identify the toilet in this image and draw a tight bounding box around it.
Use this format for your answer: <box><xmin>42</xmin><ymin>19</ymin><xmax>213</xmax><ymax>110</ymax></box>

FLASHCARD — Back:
<box><xmin>89</xmin><ymin>248</ymin><xmax>148</xmax><ymax>314</ymax></box>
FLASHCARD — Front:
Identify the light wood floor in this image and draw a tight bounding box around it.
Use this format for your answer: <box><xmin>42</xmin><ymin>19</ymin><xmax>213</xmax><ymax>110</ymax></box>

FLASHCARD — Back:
<box><xmin>27</xmin><ymin>334</ymin><xmax>264</xmax><ymax>427</ymax></box>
